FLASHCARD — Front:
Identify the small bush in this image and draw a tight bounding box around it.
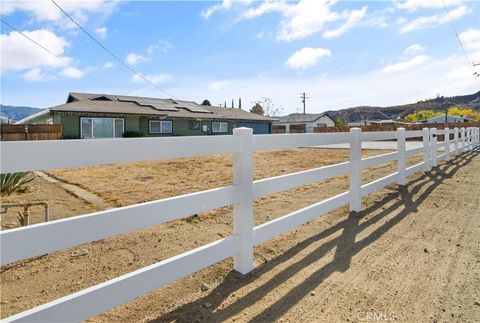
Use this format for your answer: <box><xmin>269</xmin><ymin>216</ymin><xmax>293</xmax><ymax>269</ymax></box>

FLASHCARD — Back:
<box><xmin>1</xmin><ymin>172</ymin><xmax>35</xmax><ymax>195</ymax></box>
<box><xmin>123</xmin><ymin>131</ymin><xmax>147</xmax><ymax>138</ymax></box>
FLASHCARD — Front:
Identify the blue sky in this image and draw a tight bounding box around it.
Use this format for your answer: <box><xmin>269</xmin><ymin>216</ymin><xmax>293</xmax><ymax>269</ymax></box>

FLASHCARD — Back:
<box><xmin>1</xmin><ymin>0</ymin><xmax>479</xmax><ymax>114</ymax></box>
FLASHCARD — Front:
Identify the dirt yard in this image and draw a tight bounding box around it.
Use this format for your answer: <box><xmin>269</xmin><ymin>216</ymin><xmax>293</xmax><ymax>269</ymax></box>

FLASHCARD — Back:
<box><xmin>1</xmin><ymin>147</ymin><xmax>479</xmax><ymax>322</ymax></box>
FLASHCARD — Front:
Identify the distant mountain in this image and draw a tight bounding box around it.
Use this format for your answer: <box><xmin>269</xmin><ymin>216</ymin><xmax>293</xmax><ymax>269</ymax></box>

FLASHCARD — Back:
<box><xmin>0</xmin><ymin>105</ymin><xmax>43</xmax><ymax>123</ymax></box>
<box><xmin>328</xmin><ymin>91</ymin><xmax>480</xmax><ymax>122</ymax></box>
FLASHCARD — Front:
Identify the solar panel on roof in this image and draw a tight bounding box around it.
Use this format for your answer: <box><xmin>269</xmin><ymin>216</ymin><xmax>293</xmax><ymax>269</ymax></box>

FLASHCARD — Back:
<box><xmin>147</xmin><ymin>103</ymin><xmax>180</xmax><ymax>111</ymax></box>
<box><xmin>177</xmin><ymin>102</ymin><xmax>210</xmax><ymax>113</ymax></box>
<box><xmin>116</xmin><ymin>96</ymin><xmax>180</xmax><ymax>112</ymax></box>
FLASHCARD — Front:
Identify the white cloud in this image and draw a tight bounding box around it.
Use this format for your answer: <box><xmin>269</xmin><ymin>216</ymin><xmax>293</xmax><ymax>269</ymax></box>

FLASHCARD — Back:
<box><xmin>0</xmin><ymin>29</ymin><xmax>70</xmax><ymax>73</ymax></box>
<box><xmin>22</xmin><ymin>68</ymin><xmax>47</xmax><ymax>82</ymax></box>
<box><xmin>377</xmin><ymin>55</ymin><xmax>430</xmax><ymax>73</ymax></box>
<box><xmin>459</xmin><ymin>28</ymin><xmax>480</xmax><ymax>51</ymax></box>
<box><xmin>323</xmin><ymin>7</ymin><xmax>367</xmax><ymax>39</ymax></box>
<box><xmin>102</xmin><ymin>61</ymin><xmax>115</xmax><ymax>69</ymax></box>
<box><xmin>236</xmin><ymin>0</ymin><xmax>374</xmax><ymax>41</ymax></box>
<box><xmin>1</xmin><ymin>0</ymin><xmax>117</xmax><ymax>26</ymax></box>
<box><xmin>209</xmin><ymin>81</ymin><xmax>229</xmax><ymax>91</ymax></box>
<box><xmin>59</xmin><ymin>66</ymin><xmax>84</xmax><ymax>79</ymax></box>
<box><xmin>201</xmin><ymin>0</ymin><xmax>254</xmax><ymax>19</ymax></box>
<box><xmin>147</xmin><ymin>39</ymin><xmax>173</xmax><ymax>55</ymax></box>
<box><xmin>400</xmin><ymin>5</ymin><xmax>470</xmax><ymax>33</ymax></box>
<box><xmin>132</xmin><ymin>73</ymin><xmax>172</xmax><ymax>85</ymax></box>
<box><xmin>395</xmin><ymin>0</ymin><xmax>462</xmax><ymax>12</ymax></box>
<box><xmin>276</xmin><ymin>0</ymin><xmax>341</xmax><ymax>41</ymax></box>
<box><xmin>243</xmin><ymin>1</ymin><xmax>289</xmax><ymax>19</ymax></box>
<box><xmin>404</xmin><ymin>44</ymin><xmax>426</xmax><ymax>56</ymax></box>
<box><xmin>95</xmin><ymin>27</ymin><xmax>108</xmax><ymax>39</ymax></box>
<box><xmin>286</xmin><ymin>47</ymin><xmax>331</xmax><ymax>70</ymax></box>
<box><xmin>125</xmin><ymin>52</ymin><xmax>149</xmax><ymax>65</ymax></box>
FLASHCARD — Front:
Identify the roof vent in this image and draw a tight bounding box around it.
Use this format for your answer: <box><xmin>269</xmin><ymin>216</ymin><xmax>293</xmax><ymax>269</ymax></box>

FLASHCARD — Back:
<box><xmin>91</xmin><ymin>95</ymin><xmax>113</xmax><ymax>101</ymax></box>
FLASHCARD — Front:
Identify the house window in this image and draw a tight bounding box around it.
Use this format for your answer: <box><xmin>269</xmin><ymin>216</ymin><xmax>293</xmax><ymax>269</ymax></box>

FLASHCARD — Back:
<box><xmin>80</xmin><ymin>117</ymin><xmax>124</xmax><ymax>139</ymax></box>
<box><xmin>149</xmin><ymin>120</ymin><xmax>172</xmax><ymax>134</ymax></box>
<box><xmin>212</xmin><ymin>121</ymin><xmax>228</xmax><ymax>133</ymax></box>
<box><xmin>188</xmin><ymin>120</ymin><xmax>200</xmax><ymax>130</ymax></box>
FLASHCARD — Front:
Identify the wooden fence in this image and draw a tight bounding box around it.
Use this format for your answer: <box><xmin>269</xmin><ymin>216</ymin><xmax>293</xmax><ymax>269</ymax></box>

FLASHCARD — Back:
<box><xmin>0</xmin><ymin>126</ymin><xmax>479</xmax><ymax>322</ymax></box>
<box><xmin>0</xmin><ymin>124</ymin><xmax>62</xmax><ymax>141</ymax></box>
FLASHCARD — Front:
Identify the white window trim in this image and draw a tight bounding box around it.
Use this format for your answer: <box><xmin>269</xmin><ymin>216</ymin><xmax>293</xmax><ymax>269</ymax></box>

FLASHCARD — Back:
<box><xmin>212</xmin><ymin>121</ymin><xmax>228</xmax><ymax>133</ymax></box>
<box><xmin>80</xmin><ymin>117</ymin><xmax>124</xmax><ymax>139</ymax></box>
<box><xmin>149</xmin><ymin>120</ymin><xmax>173</xmax><ymax>134</ymax></box>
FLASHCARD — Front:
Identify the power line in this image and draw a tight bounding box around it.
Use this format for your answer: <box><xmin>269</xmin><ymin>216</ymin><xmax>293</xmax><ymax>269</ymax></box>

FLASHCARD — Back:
<box><xmin>300</xmin><ymin>92</ymin><xmax>309</xmax><ymax>114</ymax></box>
<box><xmin>441</xmin><ymin>0</ymin><xmax>479</xmax><ymax>88</ymax></box>
<box><xmin>50</xmin><ymin>0</ymin><xmax>178</xmax><ymax>99</ymax></box>
<box><xmin>1</xmin><ymin>18</ymin><xmax>71</xmax><ymax>67</ymax></box>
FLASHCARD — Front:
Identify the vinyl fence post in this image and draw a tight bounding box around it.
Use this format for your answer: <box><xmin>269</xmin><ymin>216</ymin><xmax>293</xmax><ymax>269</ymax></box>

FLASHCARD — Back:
<box><xmin>397</xmin><ymin>127</ymin><xmax>406</xmax><ymax>185</ymax></box>
<box><xmin>349</xmin><ymin>128</ymin><xmax>362</xmax><ymax>213</ymax></box>
<box><xmin>461</xmin><ymin>127</ymin><xmax>466</xmax><ymax>152</ymax></box>
<box><xmin>445</xmin><ymin>127</ymin><xmax>450</xmax><ymax>161</ymax></box>
<box><xmin>454</xmin><ymin>127</ymin><xmax>459</xmax><ymax>155</ymax></box>
<box><xmin>423</xmin><ymin>128</ymin><xmax>430</xmax><ymax>171</ymax></box>
<box><xmin>232</xmin><ymin>127</ymin><xmax>254</xmax><ymax>274</ymax></box>
<box><xmin>431</xmin><ymin>128</ymin><xmax>438</xmax><ymax>167</ymax></box>
<box><xmin>467</xmin><ymin>127</ymin><xmax>471</xmax><ymax>150</ymax></box>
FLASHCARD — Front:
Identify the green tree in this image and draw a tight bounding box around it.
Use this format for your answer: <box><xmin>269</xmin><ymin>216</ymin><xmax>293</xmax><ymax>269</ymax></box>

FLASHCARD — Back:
<box><xmin>201</xmin><ymin>99</ymin><xmax>211</xmax><ymax>106</ymax></box>
<box><xmin>404</xmin><ymin>110</ymin><xmax>443</xmax><ymax>122</ymax></box>
<box><xmin>250</xmin><ymin>103</ymin><xmax>265</xmax><ymax>115</ymax></box>
<box><xmin>334</xmin><ymin>118</ymin><xmax>347</xmax><ymax>126</ymax></box>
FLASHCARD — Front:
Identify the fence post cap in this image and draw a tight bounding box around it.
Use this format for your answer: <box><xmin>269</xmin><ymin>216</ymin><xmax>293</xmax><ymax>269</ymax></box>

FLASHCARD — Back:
<box><xmin>233</xmin><ymin>127</ymin><xmax>253</xmax><ymax>135</ymax></box>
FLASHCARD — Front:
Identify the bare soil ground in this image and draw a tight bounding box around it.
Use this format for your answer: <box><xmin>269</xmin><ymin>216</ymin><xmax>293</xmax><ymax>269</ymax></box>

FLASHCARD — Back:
<box><xmin>1</xmin><ymin>148</ymin><xmax>479</xmax><ymax>322</ymax></box>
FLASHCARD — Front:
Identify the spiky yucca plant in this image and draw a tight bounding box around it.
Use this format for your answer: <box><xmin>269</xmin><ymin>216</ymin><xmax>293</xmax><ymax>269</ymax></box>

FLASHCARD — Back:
<box><xmin>1</xmin><ymin>172</ymin><xmax>35</xmax><ymax>195</ymax></box>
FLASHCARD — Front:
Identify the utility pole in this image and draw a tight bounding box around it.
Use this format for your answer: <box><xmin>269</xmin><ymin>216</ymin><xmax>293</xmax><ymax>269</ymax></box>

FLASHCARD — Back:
<box><xmin>300</xmin><ymin>92</ymin><xmax>309</xmax><ymax>114</ymax></box>
<box><xmin>239</xmin><ymin>97</ymin><xmax>242</xmax><ymax>109</ymax></box>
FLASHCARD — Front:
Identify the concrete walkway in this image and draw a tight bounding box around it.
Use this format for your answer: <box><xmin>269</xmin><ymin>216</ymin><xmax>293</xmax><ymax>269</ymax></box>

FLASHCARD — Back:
<box><xmin>34</xmin><ymin>171</ymin><xmax>114</xmax><ymax>210</ymax></box>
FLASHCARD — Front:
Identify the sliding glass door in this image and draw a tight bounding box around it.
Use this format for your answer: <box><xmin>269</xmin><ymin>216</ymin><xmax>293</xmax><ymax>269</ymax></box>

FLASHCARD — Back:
<box><xmin>81</xmin><ymin>117</ymin><xmax>124</xmax><ymax>139</ymax></box>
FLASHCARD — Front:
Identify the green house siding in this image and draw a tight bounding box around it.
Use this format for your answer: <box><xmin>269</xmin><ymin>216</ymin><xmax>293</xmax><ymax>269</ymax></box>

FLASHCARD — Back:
<box><xmin>54</xmin><ymin>114</ymin><xmax>142</xmax><ymax>138</ymax></box>
<box><xmin>58</xmin><ymin>115</ymin><xmax>80</xmax><ymax>138</ymax></box>
<box><xmin>47</xmin><ymin>113</ymin><xmax>270</xmax><ymax>138</ymax></box>
<box><xmin>140</xmin><ymin>118</ymin><xmax>267</xmax><ymax>136</ymax></box>
<box><xmin>125</xmin><ymin>116</ymin><xmax>140</xmax><ymax>132</ymax></box>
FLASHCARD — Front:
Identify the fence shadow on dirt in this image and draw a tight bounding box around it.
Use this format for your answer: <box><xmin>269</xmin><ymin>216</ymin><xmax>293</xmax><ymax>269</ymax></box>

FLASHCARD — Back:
<box><xmin>151</xmin><ymin>147</ymin><xmax>479</xmax><ymax>323</ymax></box>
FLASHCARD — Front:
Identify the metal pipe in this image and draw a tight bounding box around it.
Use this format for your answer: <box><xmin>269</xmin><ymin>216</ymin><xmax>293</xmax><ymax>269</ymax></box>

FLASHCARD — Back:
<box><xmin>1</xmin><ymin>201</ymin><xmax>49</xmax><ymax>226</ymax></box>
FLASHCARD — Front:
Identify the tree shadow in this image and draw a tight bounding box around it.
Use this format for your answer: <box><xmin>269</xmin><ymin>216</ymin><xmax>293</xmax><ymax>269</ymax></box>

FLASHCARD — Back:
<box><xmin>150</xmin><ymin>148</ymin><xmax>479</xmax><ymax>323</ymax></box>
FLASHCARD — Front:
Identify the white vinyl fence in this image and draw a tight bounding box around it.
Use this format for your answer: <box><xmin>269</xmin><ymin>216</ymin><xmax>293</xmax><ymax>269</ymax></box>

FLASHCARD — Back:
<box><xmin>1</xmin><ymin>126</ymin><xmax>479</xmax><ymax>322</ymax></box>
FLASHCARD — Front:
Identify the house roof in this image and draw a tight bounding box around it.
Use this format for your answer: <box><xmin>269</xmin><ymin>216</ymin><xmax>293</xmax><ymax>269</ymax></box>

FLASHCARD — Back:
<box><xmin>49</xmin><ymin>92</ymin><xmax>275</xmax><ymax>122</ymax></box>
<box><xmin>417</xmin><ymin>114</ymin><xmax>477</xmax><ymax>123</ymax></box>
<box><xmin>15</xmin><ymin>108</ymin><xmax>50</xmax><ymax>124</ymax></box>
<box><xmin>275</xmin><ymin>112</ymin><xmax>335</xmax><ymax>124</ymax></box>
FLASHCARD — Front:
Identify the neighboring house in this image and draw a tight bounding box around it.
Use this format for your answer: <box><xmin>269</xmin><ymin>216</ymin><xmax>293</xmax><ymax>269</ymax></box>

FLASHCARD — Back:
<box><xmin>274</xmin><ymin>112</ymin><xmax>336</xmax><ymax>133</ymax></box>
<box><xmin>416</xmin><ymin>114</ymin><xmax>476</xmax><ymax>124</ymax></box>
<box><xmin>17</xmin><ymin>92</ymin><xmax>275</xmax><ymax>138</ymax></box>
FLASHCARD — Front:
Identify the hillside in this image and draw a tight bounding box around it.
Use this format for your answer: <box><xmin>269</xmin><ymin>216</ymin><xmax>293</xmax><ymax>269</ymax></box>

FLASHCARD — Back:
<box><xmin>0</xmin><ymin>104</ymin><xmax>42</xmax><ymax>123</ymax></box>
<box><xmin>328</xmin><ymin>91</ymin><xmax>480</xmax><ymax>122</ymax></box>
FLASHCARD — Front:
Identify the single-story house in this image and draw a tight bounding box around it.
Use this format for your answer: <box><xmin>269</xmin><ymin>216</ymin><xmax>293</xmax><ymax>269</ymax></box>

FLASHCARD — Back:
<box><xmin>416</xmin><ymin>114</ymin><xmax>476</xmax><ymax>124</ymax></box>
<box><xmin>17</xmin><ymin>92</ymin><xmax>275</xmax><ymax>138</ymax></box>
<box><xmin>274</xmin><ymin>112</ymin><xmax>336</xmax><ymax>133</ymax></box>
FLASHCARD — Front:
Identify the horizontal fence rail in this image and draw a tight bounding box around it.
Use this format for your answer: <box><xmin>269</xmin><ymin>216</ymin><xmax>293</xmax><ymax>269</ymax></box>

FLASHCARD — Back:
<box><xmin>1</xmin><ymin>126</ymin><xmax>479</xmax><ymax>322</ymax></box>
<box><xmin>0</xmin><ymin>135</ymin><xmax>242</xmax><ymax>173</ymax></box>
<box><xmin>0</xmin><ymin>186</ymin><xmax>238</xmax><ymax>265</ymax></box>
